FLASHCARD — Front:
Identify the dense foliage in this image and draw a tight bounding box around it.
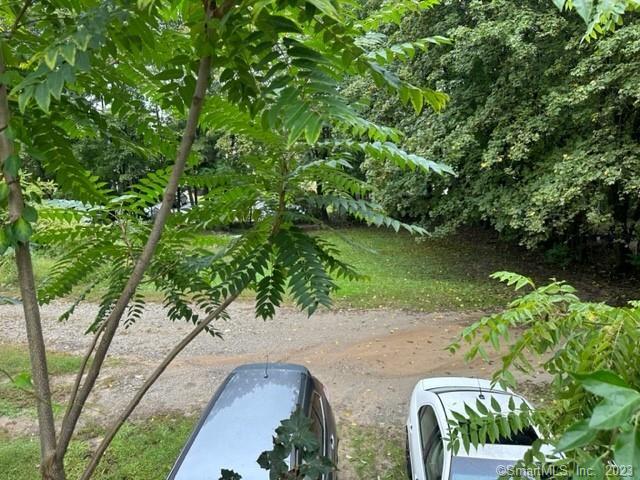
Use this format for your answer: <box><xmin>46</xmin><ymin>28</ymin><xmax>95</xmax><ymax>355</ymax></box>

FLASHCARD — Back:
<box><xmin>1</xmin><ymin>1</ymin><xmax>452</xmax><ymax>478</ymax></box>
<box><xmin>450</xmin><ymin>272</ymin><xmax>640</xmax><ymax>478</ymax></box>
<box><xmin>361</xmin><ymin>0</ymin><xmax>640</xmax><ymax>269</ymax></box>
<box><xmin>554</xmin><ymin>0</ymin><xmax>640</xmax><ymax>40</ymax></box>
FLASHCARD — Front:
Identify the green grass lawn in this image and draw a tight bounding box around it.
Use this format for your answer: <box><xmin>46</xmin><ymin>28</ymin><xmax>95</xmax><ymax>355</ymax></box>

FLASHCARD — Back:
<box><xmin>0</xmin><ymin>344</ymin><xmax>85</xmax><ymax>418</ymax></box>
<box><xmin>1</xmin><ymin>417</ymin><xmax>404</xmax><ymax>480</ymax></box>
<box><xmin>9</xmin><ymin>226</ymin><xmax>628</xmax><ymax>311</ymax></box>
<box><xmin>1</xmin><ymin>227</ymin><xmax>520</xmax><ymax>311</ymax></box>
<box><xmin>0</xmin><ymin>416</ymin><xmax>195</xmax><ymax>480</ymax></box>
<box><xmin>0</xmin><ymin>347</ymin><xmax>193</xmax><ymax>479</ymax></box>
<box><xmin>321</xmin><ymin>228</ymin><xmax>515</xmax><ymax>310</ymax></box>
<box><xmin>0</xmin><ymin>344</ymin><xmax>84</xmax><ymax>377</ymax></box>
<box><xmin>343</xmin><ymin>424</ymin><xmax>406</xmax><ymax>480</ymax></box>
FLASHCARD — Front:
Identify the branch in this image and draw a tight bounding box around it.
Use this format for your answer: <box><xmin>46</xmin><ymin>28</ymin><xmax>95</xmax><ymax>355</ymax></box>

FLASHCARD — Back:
<box><xmin>213</xmin><ymin>0</ymin><xmax>237</xmax><ymax>19</ymax></box>
<box><xmin>58</xmin><ymin>321</ymin><xmax>106</xmax><ymax>435</ymax></box>
<box><xmin>79</xmin><ymin>292</ymin><xmax>239</xmax><ymax>480</ymax></box>
<box><xmin>9</xmin><ymin>0</ymin><xmax>33</xmax><ymax>37</ymax></box>
<box><xmin>56</xmin><ymin>52</ymin><xmax>214</xmax><ymax>457</ymax></box>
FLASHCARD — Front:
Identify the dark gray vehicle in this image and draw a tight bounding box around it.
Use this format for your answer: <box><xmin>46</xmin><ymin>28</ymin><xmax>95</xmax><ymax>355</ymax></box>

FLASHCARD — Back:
<box><xmin>167</xmin><ymin>363</ymin><xmax>338</xmax><ymax>480</ymax></box>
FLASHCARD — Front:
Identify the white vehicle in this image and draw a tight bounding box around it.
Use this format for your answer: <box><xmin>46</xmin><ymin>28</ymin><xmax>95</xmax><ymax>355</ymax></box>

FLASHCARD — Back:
<box><xmin>405</xmin><ymin>377</ymin><xmax>547</xmax><ymax>480</ymax></box>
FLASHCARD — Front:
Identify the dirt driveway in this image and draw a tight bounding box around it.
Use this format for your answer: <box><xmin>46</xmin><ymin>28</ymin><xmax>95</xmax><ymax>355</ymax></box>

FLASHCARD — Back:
<box><xmin>0</xmin><ymin>301</ymin><xmax>510</xmax><ymax>477</ymax></box>
<box><xmin>0</xmin><ymin>301</ymin><xmax>494</xmax><ymax>424</ymax></box>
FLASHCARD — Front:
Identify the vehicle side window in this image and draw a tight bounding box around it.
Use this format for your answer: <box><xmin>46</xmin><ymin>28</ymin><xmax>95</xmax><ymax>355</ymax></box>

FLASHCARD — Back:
<box><xmin>425</xmin><ymin>430</ymin><xmax>444</xmax><ymax>480</ymax></box>
<box><xmin>310</xmin><ymin>392</ymin><xmax>326</xmax><ymax>454</ymax></box>
<box><xmin>418</xmin><ymin>406</ymin><xmax>444</xmax><ymax>480</ymax></box>
<box><xmin>418</xmin><ymin>406</ymin><xmax>438</xmax><ymax>455</ymax></box>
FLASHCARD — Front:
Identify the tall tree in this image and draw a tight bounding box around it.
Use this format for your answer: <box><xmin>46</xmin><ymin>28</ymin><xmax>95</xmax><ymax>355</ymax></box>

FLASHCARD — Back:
<box><xmin>1</xmin><ymin>0</ymin><xmax>451</xmax><ymax>478</ymax></box>
<box><xmin>361</xmin><ymin>0</ymin><xmax>640</xmax><ymax>270</ymax></box>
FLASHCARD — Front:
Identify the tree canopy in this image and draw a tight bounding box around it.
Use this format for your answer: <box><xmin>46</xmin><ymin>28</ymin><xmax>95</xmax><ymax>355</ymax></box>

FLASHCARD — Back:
<box><xmin>361</xmin><ymin>0</ymin><xmax>640</xmax><ymax>269</ymax></box>
<box><xmin>1</xmin><ymin>1</ymin><xmax>451</xmax><ymax>478</ymax></box>
<box><xmin>2</xmin><ymin>1</ymin><xmax>640</xmax><ymax>478</ymax></box>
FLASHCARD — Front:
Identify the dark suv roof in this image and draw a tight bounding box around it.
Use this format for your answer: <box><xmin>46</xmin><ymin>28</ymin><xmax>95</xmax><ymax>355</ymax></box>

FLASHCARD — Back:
<box><xmin>168</xmin><ymin>363</ymin><xmax>312</xmax><ymax>480</ymax></box>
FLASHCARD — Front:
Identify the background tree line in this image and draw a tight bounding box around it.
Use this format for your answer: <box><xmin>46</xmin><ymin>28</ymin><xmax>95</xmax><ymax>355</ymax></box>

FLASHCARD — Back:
<box><xmin>1</xmin><ymin>0</ymin><xmax>450</xmax><ymax>478</ymax></box>
<box><xmin>30</xmin><ymin>0</ymin><xmax>640</xmax><ymax>273</ymax></box>
<box><xmin>358</xmin><ymin>0</ymin><xmax>640</xmax><ymax>271</ymax></box>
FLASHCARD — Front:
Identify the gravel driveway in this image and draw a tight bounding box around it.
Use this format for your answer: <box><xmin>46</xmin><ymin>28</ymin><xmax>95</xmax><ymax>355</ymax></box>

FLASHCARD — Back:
<box><xmin>1</xmin><ymin>301</ymin><xmax>496</xmax><ymax>478</ymax></box>
<box><xmin>0</xmin><ymin>301</ymin><xmax>492</xmax><ymax>425</ymax></box>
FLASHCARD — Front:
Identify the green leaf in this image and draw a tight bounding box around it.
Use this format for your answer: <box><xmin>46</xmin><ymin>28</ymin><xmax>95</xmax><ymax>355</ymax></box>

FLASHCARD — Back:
<box><xmin>573</xmin><ymin>0</ymin><xmax>594</xmax><ymax>23</ymax></box>
<box><xmin>408</xmin><ymin>88</ymin><xmax>423</xmax><ymax>114</ymax></box>
<box><xmin>589</xmin><ymin>393</ymin><xmax>640</xmax><ymax>429</ymax></box>
<box><xmin>153</xmin><ymin>68</ymin><xmax>183</xmax><ymax>81</ymax></box>
<box><xmin>613</xmin><ymin>425</ymin><xmax>640</xmax><ymax>478</ymax></box>
<box><xmin>22</xmin><ymin>205</ymin><xmax>38</xmax><ymax>223</ymax></box>
<box><xmin>464</xmin><ymin>403</ymin><xmax>476</xmax><ymax>418</ymax></box>
<box><xmin>44</xmin><ymin>49</ymin><xmax>58</xmax><ymax>70</ymax></box>
<box><xmin>574</xmin><ymin>370</ymin><xmax>631</xmax><ymax>395</ymax></box>
<box><xmin>2</xmin><ymin>154</ymin><xmax>20</xmax><ymax>177</ymax></box>
<box><xmin>11</xmin><ymin>372</ymin><xmax>33</xmax><ymax>390</ymax></box>
<box><xmin>304</xmin><ymin>116</ymin><xmax>323</xmax><ymax>145</ymax></box>
<box><xmin>12</xmin><ymin>217</ymin><xmax>33</xmax><ymax>244</ymax></box>
<box><xmin>18</xmin><ymin>86</ymin><xmax>32</xmax><ymax>114</ymax></box>
<box><xmin>476</xmin><ymin>399</ymin><xmax>489</xmax><ymax>415</ymax></box>
<box><xmin>488</xmin><ymin>420</ymin><xmax>500</xmax><ymax>443</ymax></box>
<box><xmin>258</xmin><ymin>14</ymin><xmax>302</xmax><ymax>34</ymax></box>
<box><xmin>552</xmin><ymin>0</ymin><xmax>567</xmax><ymax>10</ymax></box>
<box><xmin>35</xmin><ymin>82</ymin><xmax>51</xmax><ymax>113</ymax></box>
<box><xmin>0</xmin><ymin>183</ymin><xmax>8</xmax><ymax>204</ymax></box>
<box><xmin>498</xmin><ymin>415</ymin><xmax>510</xmax><ymax>439</ymax></box>
<box><xmin>556</xmin><ymin>420</ymin><xmax>598</xmax><ymax>452</ymax></box>
<box><xmin>451</xmin><ymin>410</ymin><xmax>466</xmax><ymax>423</ymax></box>
<box><xmin>73</xmin><ymin>30</ymin><xmax>92</xmax><ymax>51</ymax></box>
<box><xmin>47</xmin><ymin>70</ymin><xmax>65</xmax><ymax>100</ymax></box>
<box><xmin>0</xmin><ymin>227</ymin><xmax>10</xmax><ymax>255</ymax></box>
<box><xmin>306</xmin><ymin>0</ymin><xmax>338</xmax><ymax>19</ymax></box>
<box><xmin>470</xmin><ymin>424</ymin><xmax>479</xmax><ymax>447</ymax></box>
<box><xmin>60</xmin><ymin>43</ymin><xmax>77</xmax><ymax>66</ymax></box>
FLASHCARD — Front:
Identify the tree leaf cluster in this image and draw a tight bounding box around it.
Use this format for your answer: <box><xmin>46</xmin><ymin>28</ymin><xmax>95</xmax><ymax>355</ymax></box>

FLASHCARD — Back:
<box><xmin>450</xmin><ymin>271</ymin><xmax>640</xmax><ymax>478</ymax></box>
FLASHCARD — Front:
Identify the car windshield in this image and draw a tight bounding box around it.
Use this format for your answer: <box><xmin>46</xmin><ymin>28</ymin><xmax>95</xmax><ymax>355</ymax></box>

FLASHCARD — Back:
<box><xmin>170</xmin><ymin>368</ymin><xmax>302</xmax><ymax>479</ymax></box>
<box><xmin>449</xmin><ymin>456</ymin><xmax>516</xmax><ymax>480</ymax></box>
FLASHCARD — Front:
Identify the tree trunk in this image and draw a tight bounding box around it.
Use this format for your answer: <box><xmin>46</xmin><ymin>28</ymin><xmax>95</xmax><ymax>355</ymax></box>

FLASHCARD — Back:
<box><xmin>610</xmin><ymin>184</ymin><xmax>632</xmax><ymax>273</ymax></box>
<box><xmin>57</xmin><ymin>0</ymin><xmax>239</xmax><ymax>464</ymax></box>
<box><xmin>80</xmin><ymin>292</ymin><xmax>239</xmax><ymax>480</ymax></box>
<box><xmin>1</xmin><ymin>45</ymin><xmax>64</xmax><ymax>480</ymax></box>
<box><xmin>56</xmin><ymin>53</ymin><xmax>214</xmax><ymax>458</ymax></box>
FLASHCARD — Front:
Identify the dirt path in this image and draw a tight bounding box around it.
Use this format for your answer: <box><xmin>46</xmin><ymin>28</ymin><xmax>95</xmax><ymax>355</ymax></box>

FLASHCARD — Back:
<box><xmin>0</xmin><ymin>301</ymin><xmax>496</xmax><ymax>425</ymax></box>
<box><xmin>0</xmin><ymin>301</ymin><xmax>512</xmax><ymax>477</ymax></box>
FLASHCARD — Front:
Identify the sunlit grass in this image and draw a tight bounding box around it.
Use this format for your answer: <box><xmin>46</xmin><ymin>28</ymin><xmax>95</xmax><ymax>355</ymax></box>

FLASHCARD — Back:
<box><xmin>322</xmin><ymin>228</ymin><xmax>514</xmax><ymax>310</ymax></box>
<box><xmin>342</xmin><ymin>423</ymin><xmax>407</xmax><ymax>480</ymax></box>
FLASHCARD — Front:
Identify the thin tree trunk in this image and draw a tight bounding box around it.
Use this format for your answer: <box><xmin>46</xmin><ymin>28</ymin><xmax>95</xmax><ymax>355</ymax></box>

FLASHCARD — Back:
<box><xmin>1</xmin><ymin>47</ymin><xmax>64</xmax><ymax>480</ymax></box>
<box><xmin>59</xmin><ymin>322</ymin><xmax>106</xmax><ymax>440</ymax></box>
<box><xmin>80</xmin><ymin>292</ymin><xmax>240</xmax><ymax>480</ymax></box>
<box><xmin>56</xmin><ymin>53</ymin><xmax>213</xmax><ymax>457</ymax></box>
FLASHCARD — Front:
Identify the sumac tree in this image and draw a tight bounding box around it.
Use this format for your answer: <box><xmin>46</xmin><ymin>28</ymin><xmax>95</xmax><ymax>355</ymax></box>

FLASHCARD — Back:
<box><xmin>0</xmin><ymin>1</ymin><xmax>451</xmax><ymax>479</ymax></box>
